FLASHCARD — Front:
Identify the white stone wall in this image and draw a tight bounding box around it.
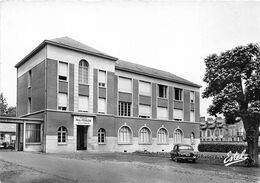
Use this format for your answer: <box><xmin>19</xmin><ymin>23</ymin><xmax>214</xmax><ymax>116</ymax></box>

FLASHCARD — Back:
<box><xmin>45</xmin><ymin>135</ymin><xmax>76</xmax><ymax>153</ymax></box>
<box><xmin>18</xmin><ymin>46</ymin><xmax>46</xmax><ymax>77</ymax></box>
<box><xmin>24</xmin><ymin>144</ymin><xmax>42</xmax><ymax>152</ymax></box>
<box><xmin>46</xmin><ymin>44</ymin><xmax>116</xmax><ymax>113</ymax></box>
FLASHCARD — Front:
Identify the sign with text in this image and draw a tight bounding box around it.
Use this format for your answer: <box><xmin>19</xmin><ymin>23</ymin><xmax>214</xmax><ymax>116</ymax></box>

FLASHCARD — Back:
<box><xmin>74</xmin><ymin>116</ymin><xmax>93</xmax><ymax>126</ymax></box>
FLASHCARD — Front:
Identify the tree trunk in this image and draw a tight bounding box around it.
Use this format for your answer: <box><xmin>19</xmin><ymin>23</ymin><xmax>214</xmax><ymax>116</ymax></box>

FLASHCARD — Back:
<box><xmin>246</xmin><ymin>129</ymin><xmax>259</xmax><ymax>167</ymax></box>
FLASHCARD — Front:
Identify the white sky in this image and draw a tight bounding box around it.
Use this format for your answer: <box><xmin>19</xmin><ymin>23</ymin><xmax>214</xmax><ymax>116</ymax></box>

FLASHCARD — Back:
<box><xmin>0</xmin><ymin>0</ymin><xmax>260</xmax><ymax>117</ymax></box>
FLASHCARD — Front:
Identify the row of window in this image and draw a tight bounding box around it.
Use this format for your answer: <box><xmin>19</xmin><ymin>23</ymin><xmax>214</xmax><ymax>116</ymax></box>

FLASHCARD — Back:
<box><xmin>118</xmin><ymin>77</ymin><xmax>195</xmax><ymax>102</ymax></box>
<box><xmin>58</xmin><ymin>60</ymin><xmax>195</xmax><ymax>103</ymax></box>
<box><xmin>55</xmin><ymin>60</ymin><xmax>195</xmax><ymax>109</ymax></box>
<box><xmin>117</xmin><ymin>101</ymin><xmax>195</xmax><ymax>122</ymax></box>
<box><xmin>57</xmin><ymin>93</ymin><xmax>195</xmax><ymax>121</ymax></box>
<box><xmin>57</xmin><ymin>126</ymin><xmax>195</xmax><ymax>145</ymax></box>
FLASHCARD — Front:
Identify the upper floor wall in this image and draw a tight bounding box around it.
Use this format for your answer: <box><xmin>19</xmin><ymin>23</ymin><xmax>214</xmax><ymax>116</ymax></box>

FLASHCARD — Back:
<box><xmin>16</xmin><ymin>39</ymin><xmax>200</xmax><ymax>123</ymax></box>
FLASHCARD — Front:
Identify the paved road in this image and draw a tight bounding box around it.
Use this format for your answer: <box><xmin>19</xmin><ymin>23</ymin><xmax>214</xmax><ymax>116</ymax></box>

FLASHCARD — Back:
<box><xmin>0</xmin><ymin>151</ymin><xmax>259</xmax><ymax>183</ymax></box>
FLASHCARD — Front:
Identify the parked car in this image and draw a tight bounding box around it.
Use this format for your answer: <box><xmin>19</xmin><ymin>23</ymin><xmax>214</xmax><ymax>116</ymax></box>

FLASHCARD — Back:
<box><xmin>170</xmin><ymin>144</ymin><xmax>197</xmax><ymax>163</ymax></box>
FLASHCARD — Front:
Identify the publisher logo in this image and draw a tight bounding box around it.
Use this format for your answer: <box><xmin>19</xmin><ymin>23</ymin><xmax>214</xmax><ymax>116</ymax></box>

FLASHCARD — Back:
<box><xmin>224</xmin><ymin>149</ymin><xmax>248</xmax><ymax>167</ymax></box>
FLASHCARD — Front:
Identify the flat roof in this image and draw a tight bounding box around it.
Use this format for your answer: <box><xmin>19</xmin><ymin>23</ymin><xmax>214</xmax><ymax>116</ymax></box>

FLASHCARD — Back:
<box><xmin>0</xmin><ymin>116</ymin><xmax>43</xmax><ymax>124</ymax></box>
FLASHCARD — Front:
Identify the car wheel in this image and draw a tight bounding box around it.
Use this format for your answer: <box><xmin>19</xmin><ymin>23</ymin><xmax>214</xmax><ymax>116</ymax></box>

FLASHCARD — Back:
<box><xmin>192</xmin><ymin>159</ymin><xmax>196</xmax><ymax>163</ymax></box>
<box><xmin>176</xmin><ymin>158</ymin><xmax>179</xmax><ymax>162</ymax></box>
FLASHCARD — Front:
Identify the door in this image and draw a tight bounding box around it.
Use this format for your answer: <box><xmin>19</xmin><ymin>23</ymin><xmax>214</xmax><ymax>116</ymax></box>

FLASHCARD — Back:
<box><xmin>77</xmin><ymin>125</ymin><xmax>87</xmax><ymax>150</ymax></box>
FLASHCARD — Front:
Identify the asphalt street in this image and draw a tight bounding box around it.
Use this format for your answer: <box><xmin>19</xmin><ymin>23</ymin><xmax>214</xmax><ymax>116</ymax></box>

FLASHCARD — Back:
<box><xmin>0</xmin><ymin>151</ymin><xmax>259</xmax><ymax>183</ymax></box>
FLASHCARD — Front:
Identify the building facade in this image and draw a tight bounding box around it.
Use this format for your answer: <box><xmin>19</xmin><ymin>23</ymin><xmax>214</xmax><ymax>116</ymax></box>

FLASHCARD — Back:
<box><xmin>200</xmin><ymin>117</ymin><xmax>246</xmax><ymax>142</ymax></box>
<box><xmin>15</xmin><ymin>37</ymin><xmax>201</xmax><ymax>153</ymax></box>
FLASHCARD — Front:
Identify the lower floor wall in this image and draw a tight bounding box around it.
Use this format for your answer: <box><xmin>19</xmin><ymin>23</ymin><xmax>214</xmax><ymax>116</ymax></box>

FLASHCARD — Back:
<box><xmin>24</xmin><ymin>144</ymin><xmax>42</xmax><ymax>152</ymax></box>
<box><xmin>45</xmin><ymin>135</ymin><xmax>200</xmax><ymax>153</ymax></box>
<box><xmin>43</xmin><ymin>111</ymin><xmax>201</xmax><ymax>153</ymax></box>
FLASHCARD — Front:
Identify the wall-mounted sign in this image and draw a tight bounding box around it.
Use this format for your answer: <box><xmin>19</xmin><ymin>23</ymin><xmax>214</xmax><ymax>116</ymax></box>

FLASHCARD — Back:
<box><xmin>74</xmin><ymin>116</ymin><xmax>93</xmax><ymax>126</ymax></box>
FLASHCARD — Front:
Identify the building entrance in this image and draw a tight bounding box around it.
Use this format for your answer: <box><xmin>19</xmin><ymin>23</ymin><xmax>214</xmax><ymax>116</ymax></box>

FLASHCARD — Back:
<box><xmin>77</xmin><ymin>125</ymin><xmax>88</xmax><ymax>150</ymax></box>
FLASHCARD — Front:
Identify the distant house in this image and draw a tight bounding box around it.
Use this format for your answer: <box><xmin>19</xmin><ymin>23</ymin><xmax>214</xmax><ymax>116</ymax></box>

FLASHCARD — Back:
<box><xmin>0</xmin><ymin>123</ymin><xmax>16</xmax><ymax>146</ymax></box>
<box><xmin>200</xmin><ymin>117</ymin><xmax>245</xmax><ymax>142</ymax></box>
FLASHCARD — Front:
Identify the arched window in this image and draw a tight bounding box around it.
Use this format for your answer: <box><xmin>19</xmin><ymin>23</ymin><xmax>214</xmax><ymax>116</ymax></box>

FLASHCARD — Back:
<box><xmin>174</xmin><ymin>129</ymin><xmax>183</xmax><ymax>144</ymax></box>
<box><xmin>207</xmin><ymin>130</ymin><xmax>211</xmax><ymax>137</ymax></box>
<box><xmin>139</xmin><ymin>127</ymin><xmax>151</xmax><ymax>144</ymax></box>
<box><xmin>58</xmin><ymin>126</ymin><xmax>67</xmax><ymax>143</ymax></box>
<box><xmin>98</xmin><ymin>128</ymin><xmax>106</xmax><ymax>143</ymax></box>
<box><xmin>158</xmin><ymin>128</ymin><xmax>168</xmax><ymax>144</ymax></box>
<box><xmin>79</xmin><ymin>60</ymin><xmax>89</xmax><ymax>84</ymax></box>
<box><xmin>190</xmin><ymin>132</ymin><xmax>195</xmax><ymax>145</ymax></box>
<box><xmin>215</xmin><ymin>129</ymin><xmax>219</xmax><ymax>137</ymax></box>
<box><xmin>118</xmin><ymin>126</ymin><xmax>132</xmax><ymax>144</ymax></box>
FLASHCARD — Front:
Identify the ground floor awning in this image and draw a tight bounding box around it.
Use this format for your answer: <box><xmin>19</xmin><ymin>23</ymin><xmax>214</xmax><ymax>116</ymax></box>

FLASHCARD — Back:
<box><xmin>0</xmin><ymin>116</ymin><xmax>43</xmax><ymax>124</ymax></box>
<box><xmin>0</xmin><ymin>116</ymin><xmax>43</xmax><ymax>152</ymax></box>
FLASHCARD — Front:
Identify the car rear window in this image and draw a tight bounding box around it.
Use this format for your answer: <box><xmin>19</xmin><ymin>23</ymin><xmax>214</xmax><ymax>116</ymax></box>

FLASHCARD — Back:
<box><xmin>179</xmin><ymin>146</ymin><xmax>193</xmax><ymax>150</ymax></box>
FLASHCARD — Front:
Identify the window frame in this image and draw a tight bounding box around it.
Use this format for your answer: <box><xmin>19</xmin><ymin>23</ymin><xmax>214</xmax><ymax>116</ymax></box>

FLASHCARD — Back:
<box><xmin>173</xmin><ymin>109</ymin><xmax>183</xmax><ymax>121</ymax></box>
<box><xmin>58</xmin><ymin>93</ymin><xmax>68</xmax><ymax>111</ymax></box>
<box><xmin>138</xmin><ymin>104</ymin><xmax>151</xmax><ymax>119</ymax></box>
<box><xmin>78</xmin><ymin>95</ymin><xmax>89</xmax><ymax>112</ymax></box>
<box><xmin>118</xmin><ymin>77</ymin><xmax>132</xmax><ymax>93</ymax></box>
<box><xmin>139</xmin><ymin>127</ymin><xmax>152</xmax><ymax>145</ymax></box>
<box><xmin>174</xmin><ymin>88</ymin><xmax>183</xmax><ymax>101</ymax></box>
<box><xmin>118</xmin><ymin>102</ymin><xmax>131</xmax><ymax>117</ymax></box>
<box><xmin>190</xmin><ymin>132</ymin><xmax>195</xmax><ymax>145</ymax></box>
<box><xmin>28</xmin><ymin>70</ymin><xmax>32</xmax><ymax>88</ymax></box>
<box><xmin>174</xmin><ymin>129</ymin><xmax>183</xmax><ymax>144</ymax></box>
<box><xmin>118</xmin><ymin>125</ymin><xmax>132</xmax><ymax>144</ymax></box>
<box><xmin>98</xmin><ymin>70</ymin><xmax>106</xmax><ymax>88</ymax></box>
<box><xmin>57</xmin><ymin>126</ymin><xmax>68</xmax><ymax>144</ymax></box>
<box><xmin>26</xmin><ymin>124</ymin><xmax>41</xmax><ymax>143</ymax></box>
<box><xmin>157</xmin><ymin>127</ymin><xmax>168</xmax><ymax>145</ymax></box>
<box><xmin>190</xmin><ymin>91</ymin><xmax>195</xmax><ymax>103</ymax></box>
<box><xmin>98</xmin><ymin>128</ymin><xmax>106</xmax><ymax>144</ymax></box>
<box><xmin>58</xmin><ymin>61</ymin><xmax>68</xmax><ymax>82</ymax></box>
<box><xmin>139</xmin><ymin>80</ymin><xmax>151</xmax><ymax>96</ymax></box>
<box><xmin>158</xmin><ymin>84</ymin><xmax>168</xmax><ymax>98</ymax></box>
<box><xmin>78</xmin><ymin>59</ymin><xmax>89</xmax><ymax>85</ymax></box>
<box><xmin>98</xmin><ymin>98</ymin><xmax>106</xmax><ymax>114</ymax></box>
<box><xmin>157</xmin><ymin>107</ymin><xmax>168</xmax><ymax>120</ymax></box>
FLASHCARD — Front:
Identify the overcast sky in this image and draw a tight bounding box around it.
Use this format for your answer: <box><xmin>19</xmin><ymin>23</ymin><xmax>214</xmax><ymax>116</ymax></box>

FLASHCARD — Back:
<box><xmin>1</xmin><ymin>0</ymin><xmax>260</xmax><ymax>117</ymax></box>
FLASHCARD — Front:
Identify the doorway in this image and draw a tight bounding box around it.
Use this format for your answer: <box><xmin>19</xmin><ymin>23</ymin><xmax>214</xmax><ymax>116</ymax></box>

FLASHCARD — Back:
<box><xmin>77</xmin><ymin>125</ymin><xmax>88</xmax><ymax>150</ymax></box>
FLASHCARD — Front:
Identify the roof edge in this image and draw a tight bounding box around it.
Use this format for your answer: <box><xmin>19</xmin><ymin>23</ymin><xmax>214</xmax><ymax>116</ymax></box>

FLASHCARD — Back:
<box><xmin>15</xmin><ymin>40</ymin><xmax>46</xmax><ymax>68</ymax></box>
<box><xmin>45</xmin><ymin>40</ymin><xmax>118</xmax><ymax>61</ymax></box>
<box><xmin>115</xmin><ymin>65</ymin><xmax>202</xmax><ymax>88</ymax></box>
<box><xmin>15</xmin><ymin>39</ymin><xmax>118</xmax><ymax>68</ymax></box>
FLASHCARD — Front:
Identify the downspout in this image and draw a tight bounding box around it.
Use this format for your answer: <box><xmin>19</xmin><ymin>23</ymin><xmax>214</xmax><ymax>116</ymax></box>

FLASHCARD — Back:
<box><xmin>43</xmin><ymin>44</ymin><xmax>47</xmax><ymax>152</ymax></box>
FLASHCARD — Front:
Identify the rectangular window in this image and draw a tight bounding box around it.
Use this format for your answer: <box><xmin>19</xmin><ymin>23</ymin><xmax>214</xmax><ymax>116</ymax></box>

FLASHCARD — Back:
<box><xmin>139</xmin><ymin>81</ymin><xmax>151</xmax><ymax>96</ymax></box>
<box><xmin>157</xmin><ymin>107</ymin><xmax>168</xmax><ymax>120</ymax></box>
<box><xmin>139</xmin><ymin>105</ymin><xmax>151</xmax><ymax>118</ymax></box>
<box><xmin>174</xmin><ymin>88</ymin><xmax>183</xmax><ymax>101</ymax></box>
<box><xmin>58</xmin><ymin>93</ymin><xmax>68</xmax><ymax>111</ymax></box>
<box><xmin>98</xmin><ymin>98</ymin><xmax>106</xmax><ymax>114</ymax></box>
<box><xmin>173</xmin><ymin>109</ymin><xmax>183</xmax><ymax>121</ymax></box>
<box><xmin>98</xmin><ymin>70</ymin><xmax>106</xmax><ymax>87</ymax></box>
<box><xmin>28</xmin><ymin>97</ymin><xmax>31</xmax><ymax>113</ymax></box>
<box><xmin>58</xmin><ymin>62</ymin><xmax>68</xmax><ymax>81</ymax></box>
<box><xmin>26</xmin><ymin>124</ymin><xmax>40</xmax><ymax>143</ymax></box>
<box><xmin>118</xmin><ymin>102</ymin><xmax>131</xmax><ymax>116</ymax></box>
<box><xmin>190</xmin><ymin>111</ymin><xmax>195</xmax><ymax>122</ymax></box>
<box><xmin>28</xmin><ymin>70</ymin><xmax>32</xmax><ymax>88</ymax></box>
<box><xmin>158</xmin><ymin>84</ymin><xmax>168</xmax><ymax>98</ymax></box>
<box><xmin>78</xmin><ymin>96</ymin><xmax>89</xmax><ymax>112</ymax></box>
<box><xmin>118</xmin><ymin>77</ymin><xmax>132</xmax><ymax>93</ymax></box>
<box><xmin>190</xmin><ymin>91</ymin><xmax>195</xmax><ymax>103</ymax></box>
